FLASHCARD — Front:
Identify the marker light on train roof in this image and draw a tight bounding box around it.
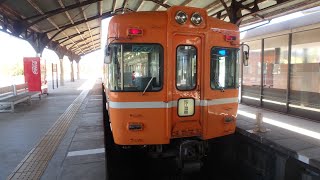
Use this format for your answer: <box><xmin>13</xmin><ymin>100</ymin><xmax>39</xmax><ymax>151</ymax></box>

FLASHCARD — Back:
<box><xmin>225</xmin><ymin>35</ymin><xmax>237</xmax><ymax>42</ymax></box>
<box><xmin>128</xmin><ymin>28</ymin><xmax>143</xmax><ymax>36</ymax></box>
<box><xmin>175</xmin><ymin>11</ymin><xmax>188</xmax><ymax>24</ymax></box>
<box><xmin>191</xmin><ymin>12</ymin><xmax>203</xmax><ymax>26</ymax></box>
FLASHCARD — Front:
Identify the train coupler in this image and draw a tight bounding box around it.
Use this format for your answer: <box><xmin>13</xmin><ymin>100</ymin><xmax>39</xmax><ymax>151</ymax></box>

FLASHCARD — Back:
<box><xmin>177</xmin><ymin>140</ymin><xmax>207</xmax><ymax>173</ymax></box>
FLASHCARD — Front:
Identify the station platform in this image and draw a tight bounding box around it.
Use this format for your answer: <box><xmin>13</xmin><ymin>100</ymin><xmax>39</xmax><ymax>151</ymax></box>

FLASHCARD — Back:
<box><xmin>0</xmin><ymin>78</ymin><xmax>319</xmax><ymax>179</ymax></box>
<box><xmin>236</xmin><ymin>105</ymin><xmax>320</xmax><ymax>171</ymax></box>
<box><xmin>0</xmin><ymin>79</ymin><xmax>105</xmax><ymax>180</ymax></box>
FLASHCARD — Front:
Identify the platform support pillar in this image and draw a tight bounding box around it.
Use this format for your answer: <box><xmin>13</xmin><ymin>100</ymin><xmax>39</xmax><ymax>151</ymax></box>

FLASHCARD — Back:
<box><xmin>59</xmin><ymin>58</ymin><xmax>65</xmax><ymax>86</ymax></box>
<box><xmin>76</xmin><ymin>61</ymin><xmax>80</xmax><ymax>80</ymax></box>
<box><xmin>56</xmin><ymin>52</ymin><xmax>65</xmax><ymax>86</ymax></box>
<box><xmin>70</xmin><ymin>60</ymin><xmax>75</xmax><ymax>82</ymax></box>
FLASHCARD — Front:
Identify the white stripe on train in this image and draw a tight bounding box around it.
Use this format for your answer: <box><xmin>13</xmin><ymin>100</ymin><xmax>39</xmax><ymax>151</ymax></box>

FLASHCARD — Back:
<box><xmin>108</xmin><ymin>97</ymin><xmax>238</xmax><ymax>109</ymax></box>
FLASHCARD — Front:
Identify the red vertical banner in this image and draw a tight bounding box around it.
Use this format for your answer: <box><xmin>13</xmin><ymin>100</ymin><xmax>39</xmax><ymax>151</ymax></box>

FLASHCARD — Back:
<box><xmin>23</xmin><ymin>57</ymin><xmax>47</xmax><ymax>93</ymax></box>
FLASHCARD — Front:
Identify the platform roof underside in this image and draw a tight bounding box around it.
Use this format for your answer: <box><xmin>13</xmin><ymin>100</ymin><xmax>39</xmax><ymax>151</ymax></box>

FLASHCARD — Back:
<box><xmin>0</xmin><ymin>0</ymin><xmax>319</xmax><ymax>59</ymax></box>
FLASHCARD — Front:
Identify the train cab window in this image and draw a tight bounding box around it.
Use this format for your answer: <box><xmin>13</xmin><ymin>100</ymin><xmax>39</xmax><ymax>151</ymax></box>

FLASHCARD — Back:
<box><xmin>176</xmin><ymin>45</ymin><xmax>197</xmax><ymax>90</ymax></box>
<box><xmin>108</xmin><ymin>45</ymin><xmax>122</xmax><ymax>91</ymax></box>
<box><xmin>108</xmin><ymin>44</ymin><xmax>163</xmax><ymax>92</ymax></box>
<box><xmin>211</xmin><ymin>47</ymin><xmax>238</xmax><ymax>89</ymax></box>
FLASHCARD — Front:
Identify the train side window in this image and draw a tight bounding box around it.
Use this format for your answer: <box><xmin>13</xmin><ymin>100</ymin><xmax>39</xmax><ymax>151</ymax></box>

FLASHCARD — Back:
<box><xmin>176</xmin><ymin>45</ymin><xmax>197</xmax><ymax>90</ymax></box>
<box><xmin>210</xmin><ymin>47</ymin><xmax>238</xmax><ymax>90</ymax></box>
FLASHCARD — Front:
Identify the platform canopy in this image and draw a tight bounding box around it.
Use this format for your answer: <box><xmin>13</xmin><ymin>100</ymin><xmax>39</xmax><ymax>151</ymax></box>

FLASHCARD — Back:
<box><xmin>0</xmin><ymin>0</ymin><xmax>319</xmax><ymax>58</ymax></box>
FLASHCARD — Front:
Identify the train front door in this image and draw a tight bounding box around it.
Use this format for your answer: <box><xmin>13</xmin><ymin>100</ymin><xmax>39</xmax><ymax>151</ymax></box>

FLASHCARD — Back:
<box><xmin>171</xmin><ymin>34</ymin><xmax>203</xmax><ymax>138</ymax></box>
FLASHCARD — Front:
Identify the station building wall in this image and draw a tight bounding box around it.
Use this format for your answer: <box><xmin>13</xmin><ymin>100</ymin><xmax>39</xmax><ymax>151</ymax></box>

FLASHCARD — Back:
<box><xmin>241</xmin><ymin>24</ymin><xmax>320</xmax><ymax>121</ymax></box>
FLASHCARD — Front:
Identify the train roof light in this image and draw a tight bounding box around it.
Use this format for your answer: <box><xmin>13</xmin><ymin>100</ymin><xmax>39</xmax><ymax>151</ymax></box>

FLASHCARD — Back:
<box><xmin>175</xmin><ymin>11</ymin><xmax>188</xmax><ymax>25</ymax></box>
<box><xmin>191</xmin><ymin>12</ymin><xmax>203</xmax><ymax>26</ymax></box>
<box><xmin>128</xmin><ymin>28</ymin><xmax>143</xmax><ymax>36</ymax></box>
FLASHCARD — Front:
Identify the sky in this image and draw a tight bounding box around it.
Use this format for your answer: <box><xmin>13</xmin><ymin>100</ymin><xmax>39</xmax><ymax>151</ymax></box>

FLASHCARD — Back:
<box><xmin>0</xmin><ymin>18</ymin><xmax>111</xmax><ymax>86</ymax></box>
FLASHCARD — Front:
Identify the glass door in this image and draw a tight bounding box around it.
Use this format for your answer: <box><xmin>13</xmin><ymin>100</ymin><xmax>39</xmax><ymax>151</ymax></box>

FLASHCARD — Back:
<box><xmin>171</xmin><ymin>35</ymin><xmax>202</xmax><ymax>138</ymax></box>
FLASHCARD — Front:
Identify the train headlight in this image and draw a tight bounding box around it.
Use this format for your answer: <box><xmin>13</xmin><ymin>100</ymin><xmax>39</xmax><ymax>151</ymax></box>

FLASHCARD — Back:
<box><xmin>191</xmin><ymin>12</ymin><xmax>203</xmax><ymax>25</ymax></box>
<box><xmin>178</xmin><ymin>98</ymin><xmax>195</xmax><ymax>116</ymax></box>
<box><xmin>175</xmin><ymin>11</ymin><xmax>188</xmax><ymax>24</ymax></box>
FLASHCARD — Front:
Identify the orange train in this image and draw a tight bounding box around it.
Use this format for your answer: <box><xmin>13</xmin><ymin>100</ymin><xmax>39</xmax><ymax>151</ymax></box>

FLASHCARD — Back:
<box><xmin>103</xmin><ymin>6</ymin><xmax>247</xmax><ymax>170</ymax></box>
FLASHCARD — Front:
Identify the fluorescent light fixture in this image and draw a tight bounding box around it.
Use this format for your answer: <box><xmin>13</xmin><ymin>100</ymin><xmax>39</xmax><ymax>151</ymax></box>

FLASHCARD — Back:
<box><xmin>240</xmin><ymin>11</ymin><xmax>304</xmax><ymax>34</ymax></box>
<box><xmin>269</xmin><ymin>12</ymin><xmax>304</xmax><ymax>25</ymax></box>
<box><xmin>240</xmin><ymin>20</ymin><xmax>270</xmax><ymax>32</ymax></box>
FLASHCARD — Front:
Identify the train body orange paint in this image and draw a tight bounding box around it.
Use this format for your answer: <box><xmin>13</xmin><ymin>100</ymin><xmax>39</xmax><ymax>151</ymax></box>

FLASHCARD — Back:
<box><xmin>103</xmin><ymin>6</ymin><xmax>240</xmax><ymax>149</ymax></box>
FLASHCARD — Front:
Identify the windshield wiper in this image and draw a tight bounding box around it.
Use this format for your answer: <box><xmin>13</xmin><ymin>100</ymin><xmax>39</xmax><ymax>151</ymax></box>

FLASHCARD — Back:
<box><xmin>142</xmin><ymin>77</ymin><xmax>155</xmax><ymax>95</ymax></box>
<box><xmin>219</xmin><ymin>85</ymin><xmax>225</xmax><ymax>92</ymax></box>
<box><xmin>215</xmin><ymin>76</ymin><xmax>225</xmax><ymax>92</ymax></box>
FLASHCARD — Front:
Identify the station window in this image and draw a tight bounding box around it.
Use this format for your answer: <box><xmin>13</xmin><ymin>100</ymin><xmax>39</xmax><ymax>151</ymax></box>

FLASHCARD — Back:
<box><xmin>176</xmin><ymin>45</ymin><xmax>197</xmax><ymax>90</ymax></box>
<box><xmin>108</xmin><ymin>44</ymin><xmax>163</xmax><ymax>92</ymax></box>
<box><xmin>210</xmin><ymin>47</ymin><xmax>238</xmax><ymax>89</ymax></box>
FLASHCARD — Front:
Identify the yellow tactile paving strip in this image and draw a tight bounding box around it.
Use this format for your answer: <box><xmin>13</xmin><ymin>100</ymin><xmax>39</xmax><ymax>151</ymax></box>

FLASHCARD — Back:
<box><xmin>7</xmin><ymin>86</ymin><xmax>92</xmax><ymax>180</ymax></box>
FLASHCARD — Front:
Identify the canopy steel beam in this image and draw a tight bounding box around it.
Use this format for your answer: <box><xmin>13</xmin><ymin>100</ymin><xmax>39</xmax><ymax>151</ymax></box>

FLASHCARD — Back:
<box><xmin>27</xmin><ymin>0</ymin><xmax>85</xmax><ymax>54</ymax></box>
<box><xmin>63</xmin><ymin>32</ymin><xmax>100</xmax><ymax>46</ymax></box>
<box><xmin>57</xmin><ymin>26</ymin><xmax>99</xmax><ymax>43</ymax></box>
<box><xmin>212</xmin><ymin>0</ymin><xmax>293</xmax><ymax>25</ymax></box>
<box><xmin>240</xmin><ymin>0</ymin><xmax>320</xmax><ymax>26</ymax></box>
<box><xmin>98</xmin><ymin>0</ymin><xmax>103</xmax><ymax>15</ymax></box>
<box><xmin>70</xmin><ymin>38</ymin><xmax>100</xmax><ymax>50</ymax></box>
<box><xmin>80</xmin><ymin>47</ymin><xmax>97</xmax><ymax>53</ymax></box>
<box><xmin>210</xmin><ymin>0</ymin><xmax>232</xmax><ymax>16</ymax></box>
<box><xmin>180</xmin><ymin>0</ymin><xmax>193</xmax><ymax>6</ymax></box>
<box><xmin>216</xmin><ymin>0</ymin><xmax>244</xmax><ymax>25</ymax></box>
<box><xmin>212</xmin><ymin>0</ymin><xmax>264</xmax><ymax>19</ymax></box>
<box><xmin>122</xmin><ymin>0</ymin><xmax>129</xmax><ymax>8</ymax></box>
<box><xmin>136</xmin><ymin>0</ymin><xmax>144</xmax><ymax>11</ymax></box>
<box><xmin>205</xmin><ymin>1</ymin><xmax>221</xmax><ymax>12</ymax></box>
<box><xmin>155</xmin><ymin>0</ymin><xmax>170</xmax><ymax>10</ymax></box>
<box><xmin>112</xmin><ymin>0</ymin><xmax>117</xmax><ymax>12</ymax></box>
<box><xmin>65</xmin><ymin>39</ymin><xmax>85</xmax><ymax>47</ymax></box>
<box><xmin>25</xmin><ymin>0</ymin><xmax>101</xmax><ymax>27</ymax></box>
<box><xmin>75</xmin><ymin>43</ymin><xmax>100</xmax><ymax>54</ymax></box>
<box><xmin>44</xmin><ymin>10</ymin><xmax>114</xmax><ymax>34</ymax></box>
<box><xmin>67</xmin><ymin>37</ymin><xmax>100</xmax><ymax>50</ymax></box>
<box><xmin>57</xmin><ymin>0</ymin><xmax>89</xmax><ymax>52</ymax></box>
<box><xmin>152</xmin><ymin>4</ymin><xmax>160</xmax><ymax>11</ymax></box>
<box><xmin>59</xmin><ymin>32</ymin><xmax>86</xmax><ymax>44</ymax></box>
<box><xmin>146</xmin><ymin>0</ymin><xmax>170</xmax><ymax>9</ymax></box>
<box><xmin>211</xmin><ymin>0</ymin><xmax>318</xmax><ymax>26</ymax></box>
<box><xmin>0</xmin><ymin>2</ymin><xmax>82</xmax><ymax>59</ymax></box>
<box><xmin>76</xmin><ymin>0</ymin><xmax>97</xmax><ymax>51</ymax></box>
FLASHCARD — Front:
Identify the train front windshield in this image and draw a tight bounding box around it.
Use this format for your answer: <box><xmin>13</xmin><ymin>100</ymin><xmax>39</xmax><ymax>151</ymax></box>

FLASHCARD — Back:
<box><xmin>108</xmin><ymin>44</ymin><xmax>163</xmax><ymax>92</ymax></box>
<box><xmin>210</xmin><ymin>48</ymin><xmax>239</xmax><ymax>89</ymax></box>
